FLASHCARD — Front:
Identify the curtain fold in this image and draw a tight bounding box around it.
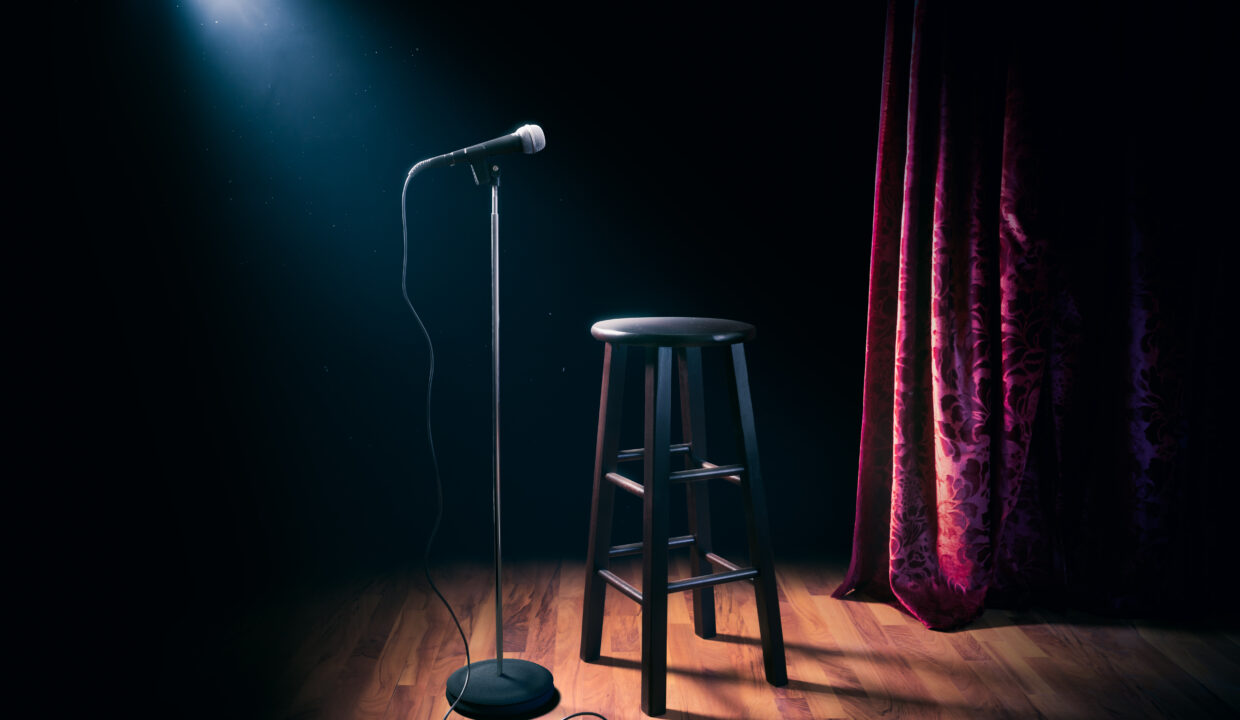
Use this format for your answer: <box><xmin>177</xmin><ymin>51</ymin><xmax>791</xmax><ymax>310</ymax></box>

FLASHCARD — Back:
<box><xmin>834</xmin><ymin>0</ymin><xmax>1229</xmax><ymax>629</ymax></box>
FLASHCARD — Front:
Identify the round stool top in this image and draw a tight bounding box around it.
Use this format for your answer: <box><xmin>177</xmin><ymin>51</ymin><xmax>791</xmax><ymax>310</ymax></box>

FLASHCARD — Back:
<box><xmin>590</xmin><ymin>317</ymin><xmax>756</xmax><ymax>347</ymax></box>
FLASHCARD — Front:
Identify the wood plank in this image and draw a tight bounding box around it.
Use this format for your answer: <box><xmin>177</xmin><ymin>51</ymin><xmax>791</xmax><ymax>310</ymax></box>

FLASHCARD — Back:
<box><xmin>405</xmin><ymin>565</ymin><xmax>491</xmax><ymax>720</ymax></box>
<box><xmin>1030</xmin><ymin>613</ymin><xmax>1163</xmax><ymax>719</ymax></box>
<box><xmin>817</xmin><ymin>594</ymin><xmax>942</xmax><ymax>719</ymax></box>
<box><xmin>1137</xmin><ymin>624</ymin><xmax>1240</xmax><ymax>715</ymax></box>
<box><xmin>497</xmin><ymin>562</ymin><xmax>541</xmax><ymax>655</ymax></box>
<box><xmin>971</xmin><ymin>609</ymin><xmax>1048</xmax><ymax>658</ymax></box>
<box><xmin>602</xmin><ymin>560</ymin><xmax>642</xmax><ymax>657</ymax></box>
<box><xmin>880</xmin><ymin>623</ymin><xmax>971</xmax><ymax>713</ymax></box>
<box><xmin>717</xmin><ymin>578</ymin><xmax>778</xmax><ymax>719</ymax></box>
<box><xmin>267</xmin><ymin>577</ymin><xmax>377</xmax><ymax>717</ymax></box>
<box><xmin>950</xmin><ymin>617</ymin><xmax>1045</xmax><ymax>719</ymax></box>
<box><xmin>349</xmin><ymin>576</ymin><xmax>430</xmax><ymax>720</ymax></box>
<box><xmin>286</xmin><ymin>576</ymin><xmax>391</xmax><ymax>719</ymax></box>
<box><xmin>1017</xmin><ymin>615</ymin><xmax>1098</xmax><ymax>696</ymax></box>
<box><xmin>514</xmin><ymin>560</ymin><xmax>560</xmax><ymax>665</ymax></box>
<box><xmin>1081</xmin><ymin>618</ymin><xmax>1233</xmax><ymax>718</ymax></box>
<box><xmin>556</xmin><ymin>560</ymin><xmax>624</xmax><ymax>718</ymax></box>
<box><xmin>776</xmin><ymin>567</ymin><xmax>848</xmax><ymax>719</ymax></box>
<box><xmin>319</xmin><ymin>573</ymin><xmax>412</xmax><ymax>720</ymax></box>
<box><xmin>891</xmin><ymin>614</ymin><xmax>1006</xmax><ymax>719</ymax></box>
<box><xmin>378</xmin><ymin>684</ymin><xmax>419</xmax><ymax>720</ymax></box>
<box><xmin>865</xmin><ymin>596</ymin><xmax>911</xmax><ymax>626</ymax></box>
<box><xmin>396</xmin><ymin>587</ymin><xmax>456</xmax><ymax>686</ymax></box>
<box><xmin>668</xmin><ymin>619</ymin><xmax>737</xmax><ymax>718</ymax></box>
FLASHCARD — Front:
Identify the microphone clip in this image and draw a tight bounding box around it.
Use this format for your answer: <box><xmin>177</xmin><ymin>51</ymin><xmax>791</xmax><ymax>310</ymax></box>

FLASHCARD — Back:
<box><xmin>469</xmin><ymin>156</ymin><xmax>501</xmax><ymax>187</ymax></box>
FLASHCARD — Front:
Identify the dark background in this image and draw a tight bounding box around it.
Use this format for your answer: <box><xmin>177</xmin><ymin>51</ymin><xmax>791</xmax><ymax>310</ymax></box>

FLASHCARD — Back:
<box><xmin>46</xmin><ymin>1</ymin><xmax>882</xmax><ymax>701</ymax></box>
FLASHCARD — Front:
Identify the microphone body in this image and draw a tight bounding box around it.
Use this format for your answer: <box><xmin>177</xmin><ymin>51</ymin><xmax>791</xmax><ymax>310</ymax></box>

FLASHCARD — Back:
<box><xmin>421</xmin><ymin>124</ymin><xmax>545</xmax><ymax>171</ymax></box>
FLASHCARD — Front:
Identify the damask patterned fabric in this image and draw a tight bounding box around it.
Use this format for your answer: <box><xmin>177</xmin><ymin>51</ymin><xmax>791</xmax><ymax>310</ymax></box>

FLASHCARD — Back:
<box><xmin>834</xmin><ymin>0</ymin><xmax>1229</xmax><ymax>629</ymax></box>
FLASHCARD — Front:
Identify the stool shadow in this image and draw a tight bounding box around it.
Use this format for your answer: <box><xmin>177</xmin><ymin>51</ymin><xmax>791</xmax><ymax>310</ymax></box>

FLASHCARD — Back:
<box><xmin>708</xmin><ymin>632</ymin><xmax>844</xmax><ymax>656</ymax></box>
<box><xmin>590</xmin><ymin>655</ymin><xmax>742</xmax><ymax>679</ymax></box>
<box><xmin>704</xmin><ymin>632</ymin><xmax>958</xmax><ymax>670</ymax></box>
<box><xmin>588</xmin><ymin>656</ymin><xmax>974</xmax><ymax>712</ymax></box>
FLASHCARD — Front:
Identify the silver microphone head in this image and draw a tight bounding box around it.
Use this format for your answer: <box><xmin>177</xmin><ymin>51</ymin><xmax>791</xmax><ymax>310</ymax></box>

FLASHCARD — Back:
<box><xmin>515</xmin><ymin>124</ymin><xmax>546</xmax><ymax>154</ymax></box>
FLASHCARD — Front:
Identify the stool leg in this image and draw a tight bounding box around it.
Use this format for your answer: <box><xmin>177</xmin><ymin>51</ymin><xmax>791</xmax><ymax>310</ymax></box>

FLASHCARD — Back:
<box><xmin>677</xmin><ymin>347</ymin><xmax>716</xmax><ymax>639</ymax></box>
<box><xmin>581</xmin><ymin>343</ymin><xmax>627</xmax><ymax>662</ymax></box>
<box><xmin>727</xmin><ymin>343</ymin><xmax>788</xmax><ymax>687</ymax></box>
<box><xmin>641</xmin><ymin>346</ymin><xmax>672</xmax><ymax>716</ymax></box>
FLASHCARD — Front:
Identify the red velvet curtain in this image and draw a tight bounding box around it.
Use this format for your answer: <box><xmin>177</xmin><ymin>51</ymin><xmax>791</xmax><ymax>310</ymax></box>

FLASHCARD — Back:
<box><xmin>834</xmin><ymin>0</ymin><xmax>1231</xmax><ymax>629</ymax></box>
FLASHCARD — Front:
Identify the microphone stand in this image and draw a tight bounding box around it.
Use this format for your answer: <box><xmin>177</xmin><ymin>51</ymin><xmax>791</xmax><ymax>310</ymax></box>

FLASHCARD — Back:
<box><xmin>444</xmin><ymin>159</ymin><xmax>556</xmax><ymax>718</ymax></box>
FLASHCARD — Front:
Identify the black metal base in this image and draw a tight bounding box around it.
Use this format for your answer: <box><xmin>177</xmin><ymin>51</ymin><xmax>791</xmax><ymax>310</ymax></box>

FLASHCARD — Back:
<box><xmin>444</xmin><ymin>658</ymin><xmax>557</xmax><ymax>719</ymax></box>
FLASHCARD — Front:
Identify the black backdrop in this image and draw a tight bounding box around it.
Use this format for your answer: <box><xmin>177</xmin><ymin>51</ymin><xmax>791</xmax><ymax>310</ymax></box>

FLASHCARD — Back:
<box><xmin>58</xmin><ymin>1</ymin><xmax>882</xmax><ymax>583</ymax></box>
<box><xmin>46</xmin><ymin>1</ymin><xmax>881</xmax><ymax>713</ymax></box>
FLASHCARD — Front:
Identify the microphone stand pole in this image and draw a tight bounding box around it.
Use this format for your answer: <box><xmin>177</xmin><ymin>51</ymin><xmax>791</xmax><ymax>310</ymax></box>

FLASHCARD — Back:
<box><xmin>492</xmin><ymin>167</ymin><xmax>503</xmax><ymax>679</ymax></box>
<box><xmin>444</xmin><ymin>160</ymin><xmax>556</xmax><ymax>719</ymax></box>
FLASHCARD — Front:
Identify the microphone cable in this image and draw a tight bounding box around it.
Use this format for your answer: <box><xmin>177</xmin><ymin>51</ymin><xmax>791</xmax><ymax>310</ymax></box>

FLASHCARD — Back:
<box><xmin>402</xmin><ymin>164</ymin><xmax>609</xmax><ymax>720</ymax></box>
<box><xmin>403</xmin><ymin>163</ymin><xmax>471</xmax><ymax>720</ymax></box>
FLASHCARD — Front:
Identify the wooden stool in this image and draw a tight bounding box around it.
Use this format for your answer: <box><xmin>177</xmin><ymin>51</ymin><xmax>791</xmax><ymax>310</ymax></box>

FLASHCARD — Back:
<box><xmin>579</xmin><ymin>317</ymin><xmax>787</xmax><ymax>716</ymax></box>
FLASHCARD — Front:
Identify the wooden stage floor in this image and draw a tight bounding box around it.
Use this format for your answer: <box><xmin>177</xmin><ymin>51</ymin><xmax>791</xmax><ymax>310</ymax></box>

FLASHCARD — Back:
<box><xmin>255</xmin><ymin>557</ymin><xmax>1239</xmax><ymax>719</ymax></box>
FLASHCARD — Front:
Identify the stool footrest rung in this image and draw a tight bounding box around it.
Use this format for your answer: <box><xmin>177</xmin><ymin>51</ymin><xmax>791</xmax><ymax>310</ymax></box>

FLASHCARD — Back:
<box><xmin>698</xmin><ymin>461</ymin><xmax>744</xmax><ymax>485</ymax></box>
<box><xmin>670</xmin><ymin>464</ymin><xmax>745</xmax><ymax>484</ymax></box>
<box><xmin>598</xmin><ymin>569</ymin><xmax>643</xmax><ymax>604</ymax></box>
<box><xmin>604</xmin><ymin>472</ymin><xmax>645</xmax><ymax>497</ymax></box>
<box><xmin>609</xmin><ymin>535</ymin><xmax>696</xmax><ymax>558</ymax></box>
<box><xmin>617</xmin><ymin>443</ymin><xmax>692</xmax><ymax>462</ymax></box>
<box><xmin>598</xmin><ymin>563</ymin><xmax>757</xmax><ymax>601</ymax></box>
<box><xmin>667</xmin><ymin>567</ymin><xmax>759</xmax><ymax>593</ymax></box>
<box><xmin>704</xmin><ymin>552</ymin><xmax>743</xmax><ymax>573</ymax></box>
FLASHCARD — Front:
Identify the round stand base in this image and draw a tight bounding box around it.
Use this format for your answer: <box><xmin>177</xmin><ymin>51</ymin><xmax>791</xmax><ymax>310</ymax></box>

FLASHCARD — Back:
<box><xmin>444</xmin><ymin>658</ymin><xmax>557</xmax><ymax>719</ymax></box>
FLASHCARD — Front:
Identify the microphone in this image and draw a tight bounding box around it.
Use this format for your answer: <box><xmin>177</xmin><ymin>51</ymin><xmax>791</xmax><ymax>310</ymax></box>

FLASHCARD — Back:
<box><xmin>425</xmin><ymin>124</ymin><xmax>546</xmax><ymax>170</ymax></box>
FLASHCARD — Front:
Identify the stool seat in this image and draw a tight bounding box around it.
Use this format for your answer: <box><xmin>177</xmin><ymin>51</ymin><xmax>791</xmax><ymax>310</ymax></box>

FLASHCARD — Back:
<box><xmin>590</xmin><ymin>317</ymin><xmax>756</xmax><ymax>347</ymax></box>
